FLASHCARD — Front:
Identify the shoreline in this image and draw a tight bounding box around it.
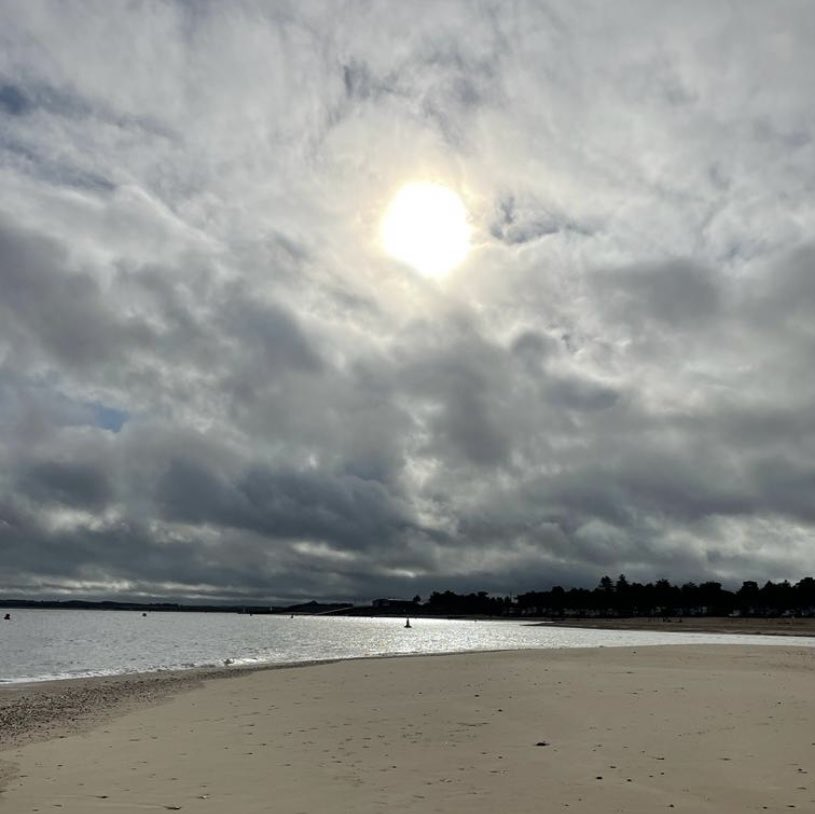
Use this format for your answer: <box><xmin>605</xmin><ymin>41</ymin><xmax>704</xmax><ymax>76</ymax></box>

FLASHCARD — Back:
<box><xmin>2</xmin><ymin>644</ymin><xmax>814</xmax><ymax>812</ymax></box>
<box><xmin>536</xmin><ymin>616</ymin><xmax>815</xmax><ymax>637</ymax></box>
<box><xmin>4</xmin><ymin>616</ymin><xmax>814</xmax><ymax>691</ymax></box>
<box><xmin>0</xmin><ymin>650</ymin><xmax>525</xmax><ymax>749</ymax></box>
<box><xmin>4</xmin><ymin>619</ymin><xmax>815</xmax><ymax>749</ymax></box>
<box><xmin>0</xmin><ymin>664</ymin><xmax>238</xmax><ymax>751</ymax></box>
<box><xmin>1</xmin><ymin>633</ymin><xmax>812</xmax><ymax>751</ymax></box>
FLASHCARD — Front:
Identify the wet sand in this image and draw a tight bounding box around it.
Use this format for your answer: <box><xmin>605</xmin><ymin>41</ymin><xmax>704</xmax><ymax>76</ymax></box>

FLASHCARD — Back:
<box><xmin>1</xmin><ymin>646</ymin><xmax>814</xmax><ymax>813</ymax></box>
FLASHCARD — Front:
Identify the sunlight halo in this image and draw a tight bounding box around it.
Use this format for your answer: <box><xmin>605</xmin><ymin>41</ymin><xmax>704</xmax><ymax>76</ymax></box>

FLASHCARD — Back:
<box><xmin>380</xmin><ymin>182</ymin><xmax>470</xmax><ymax>278</ymax></box>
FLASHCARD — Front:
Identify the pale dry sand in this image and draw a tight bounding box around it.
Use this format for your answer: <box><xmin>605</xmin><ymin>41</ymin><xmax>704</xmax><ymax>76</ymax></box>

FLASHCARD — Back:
<box><xmin>1</xmin><ymin>646</ymin><xmax>814</xmax><ymax>813</ymax></box>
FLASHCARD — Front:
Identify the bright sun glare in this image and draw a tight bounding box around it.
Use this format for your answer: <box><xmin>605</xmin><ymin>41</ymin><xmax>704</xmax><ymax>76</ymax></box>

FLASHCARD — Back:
<box><xmin>381</xmin><ymin>182</ymin><xmax>471</xmax><ymax>278</ymax></box>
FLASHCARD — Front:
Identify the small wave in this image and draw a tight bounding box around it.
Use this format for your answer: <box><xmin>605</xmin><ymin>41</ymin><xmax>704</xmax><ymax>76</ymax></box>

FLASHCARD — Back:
<box><xmin>0</xmin><ymin>660</ymin><xmax>230</xmax><ymax>685</ymax></box>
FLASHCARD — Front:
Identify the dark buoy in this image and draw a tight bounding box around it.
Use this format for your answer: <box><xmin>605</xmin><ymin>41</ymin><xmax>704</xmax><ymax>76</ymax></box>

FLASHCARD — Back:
<box><xmin>405</xmin><ymin>617</ymin><xmax>411</xmax><ymax>628</ymax></box>
<box><xmin>3</xmin><ymin>613</ymin><xmax>10</xmax><ymax>621</ymax></box>
<box><xmin>142</xmin><ymin>612</ymin><xmax>147</xmax><ymax>617</ymax></box>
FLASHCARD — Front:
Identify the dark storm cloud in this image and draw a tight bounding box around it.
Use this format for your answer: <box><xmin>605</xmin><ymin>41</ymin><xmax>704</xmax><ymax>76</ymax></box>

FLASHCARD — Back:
<box><xmin>0</xmin><ymin>217</ymin><xmax>155</xmax><ymax>369</ymax></box>
<box><xmin>2</xmin><ymin>1</ymin><xmax>815</xmax><ymax>602</ymax></box>
<box><xmin>543</xmin><ymin>374</ymin><xmax>619</xmax><ymax>412</ymax></box>
<box><xmin>219</xmin><ymin>295</ymin><xmax>323</xmax><ymax>374</ymax></box>
<box><xmin>397</xmin><ymin>322</ymin><xmax>512</xmax><ymax>467</ymax></box>
<box><xmin>596</xmin><ymin>260</ymin><xmax>724</xmax><ymax>329</ymax></box>
<box><xmin>0</xmin><ymin>502</ymin><xmax>264</xmax><ymax>597</ymax></box>
<box><xmin>155</xmin><ymin>459</ymin><xmax>415</xmax><ymax>550</ymax></box>
<box><xmin>17</xmin><ymin>459</ymin><xmax>113</xmax><ymax>510</ymax></box>
<box><xmin>0</xmin><ymin>83</ymin><xmax>30</xmax><ymax>115</ymax></box>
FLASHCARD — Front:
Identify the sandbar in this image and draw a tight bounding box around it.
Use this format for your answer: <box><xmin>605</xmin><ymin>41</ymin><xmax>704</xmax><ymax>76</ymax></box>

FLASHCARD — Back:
<box><xmin>540</xmin><ymin>616</ymin><xmax>815</xmax><ymax>637</ymax></box>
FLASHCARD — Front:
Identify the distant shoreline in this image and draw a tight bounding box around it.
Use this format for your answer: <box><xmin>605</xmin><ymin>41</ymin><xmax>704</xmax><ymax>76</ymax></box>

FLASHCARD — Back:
<box><xmin>536</xmin><ymin>615</ymin><xmax>815</xmax><ymax>637</ymax></box>
<box><xmin>5</xmin><ymin>603</ymin><xmax>815</xmax><ymax>636</ymax></box>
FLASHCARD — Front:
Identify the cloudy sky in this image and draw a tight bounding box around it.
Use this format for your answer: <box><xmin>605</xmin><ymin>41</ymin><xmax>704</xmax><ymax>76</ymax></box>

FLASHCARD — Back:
<box><xmin>2</xmin><ymin>1</ymin><xmax>815</xmax><ymax>603</ymax></box>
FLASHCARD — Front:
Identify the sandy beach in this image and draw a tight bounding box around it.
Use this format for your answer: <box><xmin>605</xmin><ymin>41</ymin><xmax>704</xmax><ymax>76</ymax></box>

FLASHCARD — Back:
<box><xmin>1</xmin><ymin>646</ymin><xmax>814</xmax><ymax>813</ymax></box>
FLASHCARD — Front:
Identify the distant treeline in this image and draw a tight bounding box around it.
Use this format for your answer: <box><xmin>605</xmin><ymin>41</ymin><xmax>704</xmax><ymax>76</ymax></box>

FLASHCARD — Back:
<box><xmin>0</xmin><ymin>598</ymin><xmax>352</xmax><ymax>615</ymax></box>
<box><xmin>4</xmin><ymin>576</ymin><xmax>815</xmax><ymax>618</ymax></box>
<box><xmin>423</xmin><ymin>576</ymin><xmax>815</xmax><ymax>618</ymax></box>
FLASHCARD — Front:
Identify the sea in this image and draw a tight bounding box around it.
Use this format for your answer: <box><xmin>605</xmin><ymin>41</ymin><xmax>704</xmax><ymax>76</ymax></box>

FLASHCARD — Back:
<box><xmin>1</xmin><ymin>609</ymin><xmax>814</xmax><ymax>685</ymax></box>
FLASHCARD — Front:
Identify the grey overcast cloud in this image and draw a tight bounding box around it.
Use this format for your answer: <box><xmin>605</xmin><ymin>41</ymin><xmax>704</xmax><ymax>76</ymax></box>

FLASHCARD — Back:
<box><xmin>1</xmin><ymin>1</ymin><xmax>815</xmax><ymax>604</ymax></box>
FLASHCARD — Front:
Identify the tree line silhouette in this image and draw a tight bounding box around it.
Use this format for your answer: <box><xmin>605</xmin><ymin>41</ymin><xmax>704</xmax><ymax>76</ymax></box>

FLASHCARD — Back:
<box><xmin>4</xmin><ymin>576</ymin><xmax>815</xmax><ymax>618</ymax></box>
<box><xmin>423</xmin><ymin>576</ymin><xmax>815</xmax><ymax>617</ymax></box>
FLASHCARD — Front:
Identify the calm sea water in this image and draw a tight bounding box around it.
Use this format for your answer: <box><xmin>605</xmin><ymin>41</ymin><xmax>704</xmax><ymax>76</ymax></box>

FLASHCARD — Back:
<box><xmin>1</xmin><ymin>610</ymin><xmax>813</xmax><ymax>684</ymax></box>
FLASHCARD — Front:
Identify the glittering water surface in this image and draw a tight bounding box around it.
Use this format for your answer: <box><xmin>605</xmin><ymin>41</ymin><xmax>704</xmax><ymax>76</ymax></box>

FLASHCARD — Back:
<box><xmin>1</xmin><ymin>610</ymin><xmax>813</xmax><ymax>684</ymax></box>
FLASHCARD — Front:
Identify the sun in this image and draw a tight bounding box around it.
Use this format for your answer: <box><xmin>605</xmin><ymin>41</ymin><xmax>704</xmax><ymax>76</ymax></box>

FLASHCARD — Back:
<box><xmin>381</xmin><ymin>181</ymin><xmax>471</xmax><ymax>278</ymax></box>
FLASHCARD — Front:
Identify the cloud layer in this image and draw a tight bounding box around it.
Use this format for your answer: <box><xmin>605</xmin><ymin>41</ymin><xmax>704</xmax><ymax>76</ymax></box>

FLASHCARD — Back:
<box><xmin>2</xmin><ymin>1</ymin><xmax>815</xmax><ymax>601</ymax></box>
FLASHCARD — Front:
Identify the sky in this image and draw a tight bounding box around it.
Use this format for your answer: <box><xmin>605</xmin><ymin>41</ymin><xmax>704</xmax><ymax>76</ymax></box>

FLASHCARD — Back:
<box><xmin>2</xmin><ymin>1</ymin><xmax>815</xmax><ymax>604</ymax></box>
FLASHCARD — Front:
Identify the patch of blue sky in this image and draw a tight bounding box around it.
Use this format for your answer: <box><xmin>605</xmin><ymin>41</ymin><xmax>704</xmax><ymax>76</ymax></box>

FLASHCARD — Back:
<box><xmin>90</xmin><ymin>403</ymin><xmax>129</xmax><ymax>433</ymax></box>
<box><xmin>0</xmin><ymin>374</ymin><xmax>129</xmax><ymax>433</ymax></box>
